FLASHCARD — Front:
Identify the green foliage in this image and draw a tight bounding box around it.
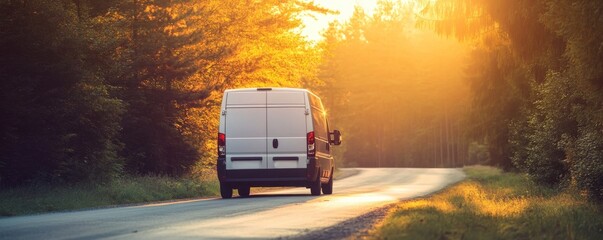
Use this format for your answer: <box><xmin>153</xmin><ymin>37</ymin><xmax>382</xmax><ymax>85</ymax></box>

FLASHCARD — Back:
<box><xmin>0</xmin><ymin>0</ymin><xmax>124</xmax><ymax>185</ymax></box>
<box><xmin>464</xmin><ymin>30</ymin><xmax>531</xmax><ymax>169</ymax></box>
<box><xmin>573</xmin><ymin>129</ymin><xmax>603</xmax><ymax>201</ymax></box>
<box><xmin>0</xmin><ymin>0</ymin><xmax>324</xmax><ymax>187</ymax></box>
<box><xmin>417</xmin><ymin>0</ymin><xmax>603</xmax><ymax>200</ymax></box>
<box><xmin>542</xmin><ymin>0</ymin><xmax>603</xmax><ymax>90</ymax></box>
<box><xmin>100</xmin><ymin>0</ymin><xmax>321</xmax><ymax>176</ymax></box>
<box><xmin>0</xmin><ymin>174</ymin><xmax>219</xmax><ymax>216</ymax></box>
<box><xmin>516</xmin><ymin>73</ymin><xmax>575</xmax><ymax>185</ymax></box>
<box><xmin>99</xmin><ymin>0</ymin><xmax>205</xmax><ymax>176</ymax></box>
<box><xmin>540</xmin><ymin>0</ymin><xmax>603</xmax><ymax>200</ymax></box>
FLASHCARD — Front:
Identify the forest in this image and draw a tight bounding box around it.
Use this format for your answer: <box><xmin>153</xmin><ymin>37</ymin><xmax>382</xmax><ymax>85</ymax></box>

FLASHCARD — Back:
<box><xmin>1</xmin><ymin>0</ymin><xmax>602</xmax><ymax>201</ymax></box>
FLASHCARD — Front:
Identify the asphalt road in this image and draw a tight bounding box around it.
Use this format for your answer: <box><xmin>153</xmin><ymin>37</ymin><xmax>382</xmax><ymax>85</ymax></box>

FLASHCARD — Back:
<box><xmin>0</xmin><ymin>168</ymin><xmax>465</xmax><ymax>239</ymax></box>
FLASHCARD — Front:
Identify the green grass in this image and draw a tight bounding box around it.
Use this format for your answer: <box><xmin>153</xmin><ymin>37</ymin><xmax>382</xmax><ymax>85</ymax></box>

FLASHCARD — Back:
<box><xmin>0</xmin><ymin>167</ymin><xmax>361</xmax><ymax>217</ymax></box>
<box><xmin>373</xmin><ymin>165</ymin><xmax>603</xmax><ymax>240</ymax></box>
<box><xmin>0</xmin><ymin>172</ymin><xmax>220</xmax><ymax>217</ymax></box>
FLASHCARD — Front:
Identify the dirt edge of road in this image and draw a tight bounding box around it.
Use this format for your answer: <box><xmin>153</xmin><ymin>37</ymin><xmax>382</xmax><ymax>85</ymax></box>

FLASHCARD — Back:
<box><xmin>282</xmin><ymin>203</ymin><xmax>396</xmax><ymax>240</ymax></box>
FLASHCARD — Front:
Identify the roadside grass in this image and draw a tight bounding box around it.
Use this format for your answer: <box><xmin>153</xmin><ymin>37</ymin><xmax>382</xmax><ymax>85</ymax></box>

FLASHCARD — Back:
<box><xmin>0</xmin><ymin>167</ymin><xmax>351</xmax><ymax>216</ymax></box>
<box><xmin>373</xmin><ymin>165</ymin><xmax>603</xmax><ymax>240</ymax></box>
<box><xmin>0</xmin><ymin>172</ymin><xmax>220</xmax><ymax>217</ymax></box>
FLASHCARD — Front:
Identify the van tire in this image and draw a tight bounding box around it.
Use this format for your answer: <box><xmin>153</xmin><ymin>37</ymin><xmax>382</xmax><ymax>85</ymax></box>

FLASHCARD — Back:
<box><xmin>220</xmin><ymin>182</ymin><xmax>232</xmax><ymax>199</ymax></box>
<box><xmin>310</xmin><ymin>172</ymin><xmax>322</xmax><ymax>196</ymax></box>
<box><xmin>238</xmin><ymin>186</ymin><xmax>251</xmax><ymax>198</ymax></box>
<box><xmin>322</xmin><ymin>169</ymin><xmax>333</xmax><ymax>194</ymax></box>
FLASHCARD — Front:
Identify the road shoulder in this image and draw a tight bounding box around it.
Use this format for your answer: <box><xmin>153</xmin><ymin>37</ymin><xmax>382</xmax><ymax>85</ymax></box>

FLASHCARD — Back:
<box><xmin>282</xmin><ymin>203</ymin><xmax>395</xmax><ymax>240</ymax></box>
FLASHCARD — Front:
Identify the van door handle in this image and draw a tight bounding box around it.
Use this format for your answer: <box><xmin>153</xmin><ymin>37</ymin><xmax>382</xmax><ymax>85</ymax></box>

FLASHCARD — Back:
<box><xmin>273</xmin><ymin>139</ymin><xmax>279</xmax><ymax>148</ymax></box>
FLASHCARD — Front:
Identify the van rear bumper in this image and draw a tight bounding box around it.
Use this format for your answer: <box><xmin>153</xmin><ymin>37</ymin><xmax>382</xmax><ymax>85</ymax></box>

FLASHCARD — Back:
<box><xmin>221</xmin><ymin>169</ymin><xmax>309</xmax><ymax>187</ymax></box>
<box><xmin>217</xmin><ymin>157</ymin><xmax>318</xmax><ymax>187</ymax></box>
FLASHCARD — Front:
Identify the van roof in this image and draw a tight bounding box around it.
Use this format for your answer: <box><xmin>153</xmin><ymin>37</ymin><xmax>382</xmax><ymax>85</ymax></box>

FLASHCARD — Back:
<box><xmin>224</xmin><ymin>87</ymin><xmax>320</xmax><ymax>99</ymax></box>
<box><xmin>225</xmin><ymin>87</ymin><xmax>308</xmax><ymax>93</ymax></box>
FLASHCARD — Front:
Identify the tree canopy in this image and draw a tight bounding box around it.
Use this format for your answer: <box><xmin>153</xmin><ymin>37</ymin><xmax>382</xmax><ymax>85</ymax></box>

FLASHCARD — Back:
<box><xmin>415</xmin><ymin>0</ymin><xmax>603</xmax><ymax>200</ymax></box>
<box><xmin>0</xmin><ymin>0</ymin><xmax>322</xmax><ymax>186</ymax></box>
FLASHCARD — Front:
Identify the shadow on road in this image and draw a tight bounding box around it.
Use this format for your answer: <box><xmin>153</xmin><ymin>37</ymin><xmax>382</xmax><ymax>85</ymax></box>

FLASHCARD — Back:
<box><xmin>244</xmin><ymin>193</ymin><xmax>316</xmax><ymax>198</ymax></box>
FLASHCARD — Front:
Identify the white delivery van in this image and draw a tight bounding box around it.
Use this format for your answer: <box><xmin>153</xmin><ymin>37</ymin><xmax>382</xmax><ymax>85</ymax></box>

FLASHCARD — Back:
<box><xmin>217</xmin><ymin>87</ymin><xmax>342</xmax><ymax>198</ymax></box>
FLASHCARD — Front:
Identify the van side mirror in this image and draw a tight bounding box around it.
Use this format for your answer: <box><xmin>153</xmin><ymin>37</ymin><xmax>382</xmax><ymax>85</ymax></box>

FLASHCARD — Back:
<box><xmin>330</xmin><ymin>130</ymin><xmax>342</xmax><ymax>146</ymax></box>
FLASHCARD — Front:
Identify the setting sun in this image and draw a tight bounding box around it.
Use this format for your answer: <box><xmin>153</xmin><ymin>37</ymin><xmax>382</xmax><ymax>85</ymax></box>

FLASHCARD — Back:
<box><xmin>301</xmin><ymin>0</ymin><xmax>380</xmax><ymax>41</ymax></box>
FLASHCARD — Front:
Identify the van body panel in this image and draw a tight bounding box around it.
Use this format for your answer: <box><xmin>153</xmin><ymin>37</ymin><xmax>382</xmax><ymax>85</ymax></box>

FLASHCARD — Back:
<box><xmin>224</xmin><ymin>91</ymin><xmax>267</xmax><ymax>170</ymax></box>
<box><xmin>267</xmin><ymin>91</ymin><xmax>305</xmax><ymax>105</ymax></box>
<box><xmin>266</xmin><ymin>106</ymin><xmax>307</xmax><ymax>169</ymax></box>
<box><xmin>226</xmin><ymin>91</ymin><xmax>266</xmax><ymax>105</ymax></box>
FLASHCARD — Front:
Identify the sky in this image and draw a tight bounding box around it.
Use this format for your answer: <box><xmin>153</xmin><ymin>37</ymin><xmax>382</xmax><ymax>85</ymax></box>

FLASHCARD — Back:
<box><xmin>300</xmin><ymin>0</ymin><xmax>380</xmax><ymax>42</ymax></box>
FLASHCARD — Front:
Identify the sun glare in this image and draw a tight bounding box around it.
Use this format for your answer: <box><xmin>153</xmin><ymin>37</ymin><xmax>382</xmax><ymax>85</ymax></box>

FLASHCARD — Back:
<box><xmin>301</xmin><ymin>0</ymin><xmax>381</xmax><ymax>42</ymax></box>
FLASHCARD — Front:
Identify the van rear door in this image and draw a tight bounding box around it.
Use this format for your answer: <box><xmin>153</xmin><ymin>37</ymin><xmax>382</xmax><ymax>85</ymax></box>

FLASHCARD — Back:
<box><xmin>224</xmin><ymin>91</ymin><xmax>267</xmax><ymax>170</ymax></box>
<box><xmin>266</xmin><ymin>91</ymin><xmax>308</xmax><ymax>169</ymax></box>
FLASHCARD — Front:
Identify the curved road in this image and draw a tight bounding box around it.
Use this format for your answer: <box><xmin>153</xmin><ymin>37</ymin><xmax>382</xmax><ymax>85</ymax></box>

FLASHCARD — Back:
<box><xmin>0</xmin><ymin>168</ymin><xmax>464</xmax><ymax>239</ymax></box>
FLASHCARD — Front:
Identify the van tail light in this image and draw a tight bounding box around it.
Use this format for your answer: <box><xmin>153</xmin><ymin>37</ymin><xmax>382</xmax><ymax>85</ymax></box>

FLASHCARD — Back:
<box><xmin>307</xmin><ymin>131</ymin><xmax>315</xmax><ymax>157</ymax></box>
<box><xmin>218</xmin><ymin>133</ymin><xmax>226</xmax><ymax>157</ymax></box>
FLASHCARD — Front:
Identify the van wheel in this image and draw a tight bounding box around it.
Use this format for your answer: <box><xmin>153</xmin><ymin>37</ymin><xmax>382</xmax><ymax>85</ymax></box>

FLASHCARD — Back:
<box><xmin>322</xmin><ymin>169</ymin><xmax>333</xmax><ymax>194</ymax></box>
<box><xmin>238</xmin><ymin>186</ymin><xmax>251</xmax><ymax>198</ymax></box>
<box><xmin>310</xmin><ymin>173</ymin><xmax>322</xmax><ymax>196</ymax></box>
<box><xmin>220</xmin><ymin>182</ymin><xmax>232</xmax><ymax>199</ymax></box>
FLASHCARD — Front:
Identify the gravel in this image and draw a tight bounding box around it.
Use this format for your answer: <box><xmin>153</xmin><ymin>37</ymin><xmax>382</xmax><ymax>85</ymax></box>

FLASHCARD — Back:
<box><xmin>282</xmin><ymin>203</ymin><xmax>396</xmax><ymax>240</ymax></box>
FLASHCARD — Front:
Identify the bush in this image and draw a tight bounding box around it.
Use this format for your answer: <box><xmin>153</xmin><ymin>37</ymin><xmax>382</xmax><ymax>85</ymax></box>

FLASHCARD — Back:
<box><xmin>511</xmin><ymin>71</ymin><xmax>603</xmax><ymax>201</ymax></box>
<box><xmin>572</xmin><ymin>126</ymin><xmax>603</xmax><ymax>201</ymax></box>
<box><xmin>519</xmin><ymin>73</ymin><xmax>573</xmax><ymax>186</ymax></box>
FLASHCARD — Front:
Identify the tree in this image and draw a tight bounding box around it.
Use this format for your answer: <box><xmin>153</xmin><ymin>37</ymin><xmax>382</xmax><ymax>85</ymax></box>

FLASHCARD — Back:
<box><xmin>95</xmin><ymin>0</ymin><xmax>325</xmax><ymax>175</ymax></box>
<box><xmin>0</xmin><ymin>0</ymin><xmax>124</xmax><ymax>186</ymax></box>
